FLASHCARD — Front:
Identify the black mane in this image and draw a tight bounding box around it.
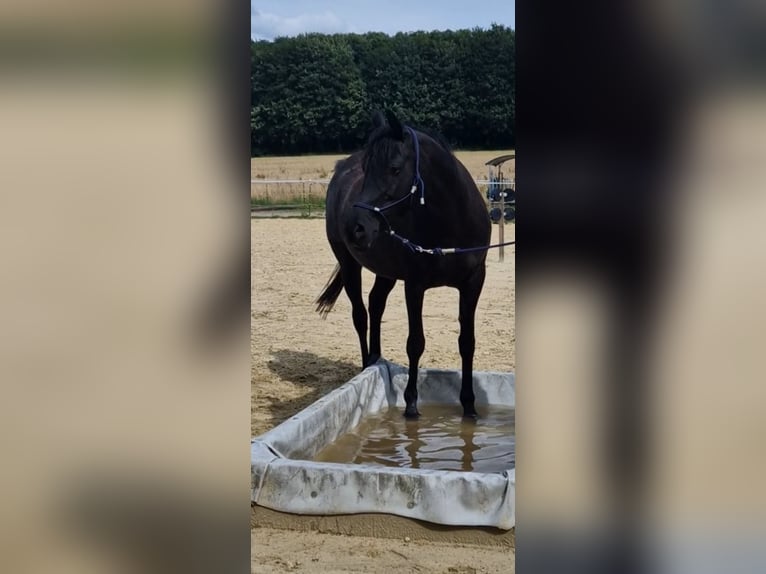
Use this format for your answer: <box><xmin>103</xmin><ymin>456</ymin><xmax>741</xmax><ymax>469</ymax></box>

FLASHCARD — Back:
<box><xmin>412</xmin><ymin>125</ymin><xmax>453</xmax><ymax>153</ymax></box>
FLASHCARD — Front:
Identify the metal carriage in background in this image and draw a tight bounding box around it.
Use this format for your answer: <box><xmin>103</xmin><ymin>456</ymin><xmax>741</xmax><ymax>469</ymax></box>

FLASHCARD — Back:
<box><xmin>485</xmin><ymin>154</ymin><xmax>515</xmax><ymax>223</ymax></box>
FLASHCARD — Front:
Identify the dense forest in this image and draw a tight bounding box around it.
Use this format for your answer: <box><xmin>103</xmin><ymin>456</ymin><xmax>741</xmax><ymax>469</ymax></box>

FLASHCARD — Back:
<box><xmin>251</xmin><ymin>25</ymin><xmax>514</xmax><ymax>156</ymax></box>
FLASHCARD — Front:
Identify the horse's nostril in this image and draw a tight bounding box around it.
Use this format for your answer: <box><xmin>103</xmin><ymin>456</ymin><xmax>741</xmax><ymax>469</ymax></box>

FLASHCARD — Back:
<box><xmin>353</xmin><ymin>223</ymin><xmax>365</xmax><ymax>238</ymax></box>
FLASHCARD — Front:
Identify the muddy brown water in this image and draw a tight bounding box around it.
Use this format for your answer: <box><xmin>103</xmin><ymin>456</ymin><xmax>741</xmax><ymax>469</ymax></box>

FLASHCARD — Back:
<box><xmin>314</xmin><ymin>404</ymin><xmax>515</xmax><ymax>473</ymax></box>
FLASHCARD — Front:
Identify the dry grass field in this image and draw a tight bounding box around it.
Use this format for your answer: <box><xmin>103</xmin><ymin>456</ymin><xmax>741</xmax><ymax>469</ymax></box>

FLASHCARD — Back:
<box><xmin>251</xmin><ymin>149</ymin><xmax>515</xmax><ymax>204</ymax></box>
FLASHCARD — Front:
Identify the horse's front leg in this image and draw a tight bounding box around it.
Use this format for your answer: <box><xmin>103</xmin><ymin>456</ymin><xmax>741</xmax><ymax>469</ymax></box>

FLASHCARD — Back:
<box><xmin>403</xmin><ymin>282</ymin><xmax>426</xmax><ymax>419</ymax></box>
<box><xmin>367</xmin><ymin>275</ymin><xmax>396</xmax><ymax>367</ymax></box>
<box><xmin>339</xmin><ymin>260</ymin><xmax>369</xmax><ymax>369</ymax></box>
<box><xmin>458</xmin><ymin>266</ymin><xmax>487</xmax><ymax>419</ymax></box>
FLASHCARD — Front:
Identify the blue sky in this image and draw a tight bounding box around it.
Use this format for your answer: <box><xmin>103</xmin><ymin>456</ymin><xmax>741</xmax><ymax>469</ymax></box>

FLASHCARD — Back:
<box><xmin>251</xmin><ymin>0</ymin><xmax>514</xmax><ymax>41</ymax></box>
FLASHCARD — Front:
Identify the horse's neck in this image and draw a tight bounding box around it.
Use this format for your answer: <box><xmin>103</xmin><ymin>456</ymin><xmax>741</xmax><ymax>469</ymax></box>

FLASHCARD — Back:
<box><xmin>422</xmin><ymin>156</ymin><xmax>472</xmax><ymax>213</ymax></box>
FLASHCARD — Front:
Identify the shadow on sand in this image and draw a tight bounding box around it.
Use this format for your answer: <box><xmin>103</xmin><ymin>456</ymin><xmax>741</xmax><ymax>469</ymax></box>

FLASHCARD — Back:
<box><xmin>263</xmin><ymin>349</ymin><xmax>358</xmax><ymax>428</ymax></box>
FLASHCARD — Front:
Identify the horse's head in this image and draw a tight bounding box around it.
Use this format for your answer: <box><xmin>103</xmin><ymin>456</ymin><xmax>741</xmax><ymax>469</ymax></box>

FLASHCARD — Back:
<box><xmin>349</xmin><ymin>110</ymin><xmax>417</xmax><ymax>250</ymax></box>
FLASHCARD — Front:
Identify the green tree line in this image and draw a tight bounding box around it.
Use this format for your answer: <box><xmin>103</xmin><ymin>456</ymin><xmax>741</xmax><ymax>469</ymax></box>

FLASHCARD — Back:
<box><xmin>251</xmin><ymin>25</ymin><xmax>514</xmax><ymax>156</ymax></box>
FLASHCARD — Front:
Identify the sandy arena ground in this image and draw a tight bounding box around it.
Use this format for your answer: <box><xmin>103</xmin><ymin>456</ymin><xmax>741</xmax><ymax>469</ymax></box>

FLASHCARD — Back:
<box><xmin>251</xmin><ymin>528</ymin><xmax>512</xmax><ymax>574</ymax></box>
<box><xmin>251</xmin><ymin>218</ymin><xmax>515</xmax><ymax>573</ymax></box>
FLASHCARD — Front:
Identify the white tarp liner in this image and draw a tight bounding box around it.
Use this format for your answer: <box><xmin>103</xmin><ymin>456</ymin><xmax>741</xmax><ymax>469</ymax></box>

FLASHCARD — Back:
<box><xmin>251</xmin><ymin>360</ymin><xmax>515</xmax><ymax>530</ymax></box>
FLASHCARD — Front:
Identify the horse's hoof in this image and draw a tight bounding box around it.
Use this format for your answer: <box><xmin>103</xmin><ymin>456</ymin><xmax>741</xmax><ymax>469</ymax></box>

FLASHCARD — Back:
<box><xmin>403</xmin><ymin>407</ymin><xmax>420</xmax><ymax>419</ymax></box>
<box><xmin>365</xmin><ymin>354</ymin><xmax>381</xmax><ymax>368</ymax></box>
<box><xmin>462</xmin><ymin>410</ymin><xmax>478</xmax><ymax>421</ymax></box>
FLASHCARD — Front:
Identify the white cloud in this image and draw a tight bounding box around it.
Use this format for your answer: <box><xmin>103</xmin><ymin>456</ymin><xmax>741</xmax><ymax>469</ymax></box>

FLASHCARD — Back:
<box><xmin>251</xmin><ymin>9</ymin><xmax>356</xmax><ymax>40</ymax></box>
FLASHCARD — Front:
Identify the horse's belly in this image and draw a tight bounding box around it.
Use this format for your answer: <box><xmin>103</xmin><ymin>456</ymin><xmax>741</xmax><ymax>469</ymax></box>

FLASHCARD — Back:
<box><xmin>350</xmin><ymin>248</ymin><xmax>406</xmax><ymax>280</ymax></box>
<box><xmin>348</xmin><ymin>242</ymin><xmax>479</xmax><ymax>287</ymax></box>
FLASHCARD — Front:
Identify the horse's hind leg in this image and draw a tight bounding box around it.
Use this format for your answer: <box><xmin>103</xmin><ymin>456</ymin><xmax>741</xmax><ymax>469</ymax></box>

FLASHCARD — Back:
<box><xmin>367</xmin><ymin>275</ymin><xmax>396</xmax><ymax>367</ymax></box>
<box><xmin>403</xmin><ymin>282</ymin><xmax>426</xmax><ymax>419</ymax></box>
<box><xmin>458</xmin><ymin>266</ymin><xmax>487</xmax><ymax>419</ymax></box>
<box><xmin>338</xmin><ymin>257</ymin><xmax>369</xmax><ymax>369</ymax></box>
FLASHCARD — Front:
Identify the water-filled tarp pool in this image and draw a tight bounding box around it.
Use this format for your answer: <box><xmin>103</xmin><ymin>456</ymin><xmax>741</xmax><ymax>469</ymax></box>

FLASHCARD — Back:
<box><xmin>251</xmin><ymin>360</ymin><xmax>515</xmax><ymax>530</ymax></box>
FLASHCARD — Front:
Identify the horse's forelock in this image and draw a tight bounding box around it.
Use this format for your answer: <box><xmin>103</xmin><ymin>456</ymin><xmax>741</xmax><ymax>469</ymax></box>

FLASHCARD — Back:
<box><xmin>363</xmin><ymin>125</ymin><xmax>401</xmax><ymax>169</ymax></box>
<box><xmin>363</xmin><ymin>125</ymin><xmax>453</xmax><ymax>173</ymax></box>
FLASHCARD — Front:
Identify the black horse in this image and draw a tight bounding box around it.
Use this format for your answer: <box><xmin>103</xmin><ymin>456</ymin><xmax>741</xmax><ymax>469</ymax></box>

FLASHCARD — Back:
<box><xmin>316</xmin><ymin>110</ymin><xmax>491</xmax><ymax>419</ymax></box>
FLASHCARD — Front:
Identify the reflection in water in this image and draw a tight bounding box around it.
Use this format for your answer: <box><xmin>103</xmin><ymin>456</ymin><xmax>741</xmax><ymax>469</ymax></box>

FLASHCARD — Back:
<box><xmin>314</xmin><ymin>404</ymin><xmax>515</xmax><ymax>473</ymax></box>
<box><xmin>461</xmin><ymin>419</ymin><xmax>480</xmax><ymax>472</ymax></box>
<box><xmin>403</xmin><ymin>419</ymin><xmax>422</xmax><ymax>469</ymax></box>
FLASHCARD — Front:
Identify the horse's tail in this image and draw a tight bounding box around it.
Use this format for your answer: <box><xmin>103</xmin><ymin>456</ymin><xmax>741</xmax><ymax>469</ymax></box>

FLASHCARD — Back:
<box><xmin>315</xmin><ymin>264</ymin><xmax>343</xmax><ymax>318</ymax></box>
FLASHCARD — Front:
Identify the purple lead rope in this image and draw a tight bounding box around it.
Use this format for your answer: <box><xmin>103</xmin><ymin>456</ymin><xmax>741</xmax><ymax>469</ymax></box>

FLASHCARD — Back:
<box><xmin>404</xmin><ymin>126</ymin><xmax>426</xmax><ymax>205</ymax></box>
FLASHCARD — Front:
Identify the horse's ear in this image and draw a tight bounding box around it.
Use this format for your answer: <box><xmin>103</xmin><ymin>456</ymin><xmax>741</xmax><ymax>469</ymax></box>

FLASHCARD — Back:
<box><xmin>372</xmin><ymin>110</ymin><xmax>386</xmax><ymax>129</ymax></box>
<box><xmin>385</xmin><ymin>109</ymin><xmax>404</xmax><ymax>140</ymax></box>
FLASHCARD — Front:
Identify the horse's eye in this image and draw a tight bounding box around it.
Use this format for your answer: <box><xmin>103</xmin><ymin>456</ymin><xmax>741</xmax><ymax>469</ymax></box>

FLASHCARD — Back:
<box><xmin>390</xmin><ymin>167</ymin><xmax>401</xmax><ymax>176</ymax></box>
